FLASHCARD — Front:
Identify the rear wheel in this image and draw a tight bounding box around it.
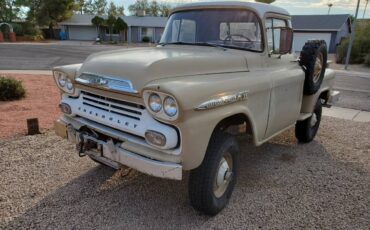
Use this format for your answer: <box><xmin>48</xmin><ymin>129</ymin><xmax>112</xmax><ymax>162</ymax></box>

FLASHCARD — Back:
<box><xmin>295</xmin><ymin>99</ymin><xmax>322</xmax><ymax>143</ymax></box>
<box><xmin>189</xmin><ymin>132</ymin><xmax>239</xmax><ymax>216</ymax></box>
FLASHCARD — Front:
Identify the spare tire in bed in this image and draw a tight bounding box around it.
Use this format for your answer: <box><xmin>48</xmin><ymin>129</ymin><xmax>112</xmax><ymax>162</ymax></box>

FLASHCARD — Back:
<box><xmin>299</xmin><ymin>40</ymin><xmax>328</xmax><ymax>95</ymax></box>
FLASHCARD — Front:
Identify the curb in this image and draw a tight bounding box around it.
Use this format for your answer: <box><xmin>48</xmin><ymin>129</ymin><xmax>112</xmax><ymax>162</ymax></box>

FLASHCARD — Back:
<box><xmin>0</xmin><ymin>70</ymin><xmax>52</xmax><ymax>75</ymax></box>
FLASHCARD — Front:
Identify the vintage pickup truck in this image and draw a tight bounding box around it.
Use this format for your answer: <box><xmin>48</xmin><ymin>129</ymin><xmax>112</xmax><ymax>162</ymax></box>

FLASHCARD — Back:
<box><xmin>53</xmin><ymin>1</ymin><xmax>339</xmax><ymax>215</ymax></box>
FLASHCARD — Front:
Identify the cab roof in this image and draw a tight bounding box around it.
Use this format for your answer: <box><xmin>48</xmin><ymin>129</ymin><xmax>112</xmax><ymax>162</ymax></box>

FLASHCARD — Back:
<box><xmin>171</xmin><ymin>1</ymin><xmax>290</xmax><ymax>18</ymax></box>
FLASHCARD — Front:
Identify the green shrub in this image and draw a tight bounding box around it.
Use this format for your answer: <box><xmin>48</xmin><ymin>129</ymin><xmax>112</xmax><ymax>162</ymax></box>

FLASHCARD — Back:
<box><xmin>142</xmin><ymin>36</ymin><xmax>151</xmax><ymax>43</ymax></box>
<box><xmin>11</xmin><ymin>23</ymin><xmax>24</xmax><ymax>36</ymax></box>
<box><xmin>336</xmin><ymin>21</ymin><xmax>370</xmax><ymax>64</ymax></box>
<box><xmin>0</xmin><ymin>76</ymin><xmax>26</xmax><ymax>101</ymax></box>
<box><xmin>336</xmin><ymin>38</ymin><xmax>365</xmax><ymax>64</ymax></box>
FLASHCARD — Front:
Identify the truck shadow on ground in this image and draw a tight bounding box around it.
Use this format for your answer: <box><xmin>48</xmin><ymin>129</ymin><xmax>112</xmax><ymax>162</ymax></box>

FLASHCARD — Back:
<box><xmin>4</xmin><ymin>132</ymin><xmax>369</xmax><ymax>229</ymax></box>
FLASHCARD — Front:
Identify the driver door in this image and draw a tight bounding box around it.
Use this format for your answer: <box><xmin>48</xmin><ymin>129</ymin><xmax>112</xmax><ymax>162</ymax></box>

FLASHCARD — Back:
<box><xmin>264</xmin><ymin>17</ymin><xmax>305</xmax><ymax>138</ymax></box>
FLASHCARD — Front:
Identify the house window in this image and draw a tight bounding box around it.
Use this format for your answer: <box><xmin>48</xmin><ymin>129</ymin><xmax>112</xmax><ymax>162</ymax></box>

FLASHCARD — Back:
<box><xmin>265</xmin><ymin>18</ymin><xmax>287</xmax><ymax>53</ymax></box>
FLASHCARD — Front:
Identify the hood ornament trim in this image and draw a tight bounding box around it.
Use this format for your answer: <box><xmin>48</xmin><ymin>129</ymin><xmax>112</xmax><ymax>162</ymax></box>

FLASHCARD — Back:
<box><xmin>75</xmin><ymin>72</ymin><xmax>138</xmax><ymax>94</ymax></box>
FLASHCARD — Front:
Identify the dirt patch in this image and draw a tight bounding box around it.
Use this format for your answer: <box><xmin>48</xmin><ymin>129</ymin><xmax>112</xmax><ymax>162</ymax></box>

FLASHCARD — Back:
<box><xmin>0</xmin><ymin>74</ymin><xmax>60</xmax><ymax>138</ymax></box>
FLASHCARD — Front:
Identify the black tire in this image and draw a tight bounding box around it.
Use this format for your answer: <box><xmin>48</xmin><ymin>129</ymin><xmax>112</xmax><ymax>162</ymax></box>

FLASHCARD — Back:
<box><xmin>299</xmin><ymin>40</ymin><xmax>328</xmax><ymax>95</ymax></box>
<box><xmin>295</xmin><ymin>99</ymin><xmax>322</xmax><ymax>143</ymax></box>
<box><xmin>189</xmin><ymin>132</ymin><xmax>240</xmax><ymax>216</ymax></box>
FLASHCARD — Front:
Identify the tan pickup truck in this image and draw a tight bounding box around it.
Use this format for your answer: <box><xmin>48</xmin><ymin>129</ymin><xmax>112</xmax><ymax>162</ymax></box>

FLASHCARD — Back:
<box><xmin>53</xmin><ymin>1</ymin><xmax>339</xmax><ymax>215</ymax></box>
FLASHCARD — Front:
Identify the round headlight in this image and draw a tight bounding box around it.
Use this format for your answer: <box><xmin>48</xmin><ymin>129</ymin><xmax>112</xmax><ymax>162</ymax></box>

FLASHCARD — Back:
<box><xmin>58</xmin><ymin>74</ymin><xmax>66</xmax><ymax>87</ymax></box>
<box><xmin>149</xmin><ymin>93</ymin><xmax>162</xmax><ymax>113</ymax></box>
<box><xmin>66</xmin><ymin>79</ymin><xmax>74</xmax><ymax>90</ymax></box>
<box><xmin>163</xmin><ymin>96</ymin><xmax>178</xmax><ymax>117</ymax></box>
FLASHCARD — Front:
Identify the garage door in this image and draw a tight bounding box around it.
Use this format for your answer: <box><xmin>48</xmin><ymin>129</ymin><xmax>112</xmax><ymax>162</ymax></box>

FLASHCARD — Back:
<box><xmin>68</xmin><ymin>26</ymin><xmax>97</xmax><ymax>41</ymax></box>
<box><xmin>293</xmin><ymin>32</ymin><xmax>331</xmax><ymax>53</ymax></box>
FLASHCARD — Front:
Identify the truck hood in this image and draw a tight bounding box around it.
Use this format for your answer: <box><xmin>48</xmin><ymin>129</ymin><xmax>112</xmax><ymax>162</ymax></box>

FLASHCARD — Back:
<box><xmin>77</xmin><ymin>46</ymin><xmax>248</xmax><ymax>92</ymax></box>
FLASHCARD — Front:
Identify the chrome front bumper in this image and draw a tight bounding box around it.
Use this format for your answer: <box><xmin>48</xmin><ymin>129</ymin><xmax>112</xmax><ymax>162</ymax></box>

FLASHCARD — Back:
<box><xmin>55</xmin><ymin>118</ymin><xmax>182</xmax><ymax>180</ymax></box>
<box><xmin>328</xmin><ymin>90</ymin><xmax>340</xmax><ymax>104</ymax></box>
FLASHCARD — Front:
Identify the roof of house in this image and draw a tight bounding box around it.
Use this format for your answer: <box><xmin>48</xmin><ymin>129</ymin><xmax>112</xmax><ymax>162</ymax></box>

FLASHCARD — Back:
<box><xmin>172</xmin><ymin>1</ymin><xmax>289</xmax><ymax>18</ymax></box>
<box><xmin>291</xmin><ymin>14</ymin><xmax>351</xmax><ymax>32</ymax></box>
<box><xmin>59</xmin><ymin>14</ymin><xmax>167</xmax><ymax>27</ymax></box>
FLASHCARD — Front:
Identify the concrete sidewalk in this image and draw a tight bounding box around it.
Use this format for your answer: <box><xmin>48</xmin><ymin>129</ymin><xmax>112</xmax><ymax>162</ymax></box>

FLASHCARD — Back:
<box><xmin>323</xmin><ymin>106</ymin><xmax>370</xmax><ymax>122</ymax></box>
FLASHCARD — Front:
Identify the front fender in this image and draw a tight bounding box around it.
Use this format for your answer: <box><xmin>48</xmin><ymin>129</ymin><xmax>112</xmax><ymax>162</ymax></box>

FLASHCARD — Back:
<box><xmin>144</xmin><ymin>72</ymin><xmax>272</xmax><ymax>170</ymax></box>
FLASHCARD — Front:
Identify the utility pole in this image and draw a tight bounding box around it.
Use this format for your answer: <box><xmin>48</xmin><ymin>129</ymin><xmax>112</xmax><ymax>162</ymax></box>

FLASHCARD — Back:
<box><xmin>364</xmin><ymin>0</ymin><xmax>369</xmax><ymax>19</ymax></box>
<box><xmin>328</xmin><ymin>3</ymin><xmax>333</xmax><ymax>14</ymax></box>
<box><xmin>345</xmin><ymin>0</ymin><xmax>361</xmax><ymax>70</ymax></box>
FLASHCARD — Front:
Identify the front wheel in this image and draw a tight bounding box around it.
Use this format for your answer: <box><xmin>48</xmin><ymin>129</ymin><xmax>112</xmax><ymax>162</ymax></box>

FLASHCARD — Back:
<box><xmin>189</xmin><ymin>132</ymin><xmax>239</xmax><ymax>215</ymax></box>
<box><xmin>295</xmin><ymin>99</ymin><xmax>322</xmax><ymax>143</ymax></box>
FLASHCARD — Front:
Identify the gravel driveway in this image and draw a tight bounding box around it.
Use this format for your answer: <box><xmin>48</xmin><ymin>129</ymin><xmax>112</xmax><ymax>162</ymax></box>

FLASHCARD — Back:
<box><xmin>1</xmin><ymin>117</ymin><xmax>369</xmax><ymax>229</ymax></box>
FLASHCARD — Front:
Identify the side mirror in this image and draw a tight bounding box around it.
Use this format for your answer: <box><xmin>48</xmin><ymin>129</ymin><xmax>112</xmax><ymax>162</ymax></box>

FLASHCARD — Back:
<box><xmin>279</xmin><ymin>27</ymin><xmax>293</xmax><ymax>54</ymax></box>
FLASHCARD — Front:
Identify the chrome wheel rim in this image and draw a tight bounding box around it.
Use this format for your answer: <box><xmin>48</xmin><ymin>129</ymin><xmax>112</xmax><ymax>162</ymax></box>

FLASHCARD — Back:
<box><xmin>213</xmin><ymin>152</ymin><xmax>233</xmax><ymax>198</ymax></box>
<box><xmin>313</xmin><ymin>53</ymin><xmax>323</xmax><ymax>83</ymax></box>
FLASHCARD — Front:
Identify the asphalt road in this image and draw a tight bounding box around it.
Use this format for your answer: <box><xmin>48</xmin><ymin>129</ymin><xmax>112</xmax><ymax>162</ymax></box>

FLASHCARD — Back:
<box><xmin>0</xmin><ymin>42</ymin><xmax>369</xmax><ymax>111</ymax></box>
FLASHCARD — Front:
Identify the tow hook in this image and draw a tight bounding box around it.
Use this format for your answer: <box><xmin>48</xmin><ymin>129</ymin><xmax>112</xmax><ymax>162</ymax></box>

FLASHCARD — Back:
<box><xmin>76</xmin><ymin>132</ymin><xmax>98</xmax><ymax>157</ymax></box>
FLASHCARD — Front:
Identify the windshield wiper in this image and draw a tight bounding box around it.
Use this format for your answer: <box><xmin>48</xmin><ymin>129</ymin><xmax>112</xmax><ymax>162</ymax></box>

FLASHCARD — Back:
<box><xmin>159</xmin><ymin>42</ymin><xmax>195</xmax><ymax>46</ymax></box>
<box><xmin>194</xmin><ymin>42</ymin><xmax>227</xmax><ymax>50</ymax></box>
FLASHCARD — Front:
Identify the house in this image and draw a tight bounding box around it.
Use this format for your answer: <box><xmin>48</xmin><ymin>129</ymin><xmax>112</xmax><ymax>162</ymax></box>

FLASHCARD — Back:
<box><xmin>59</xmin><ymin>14</ymin><xmax>167</xmax><ymax>43</ymax></box>
<box><xmin>291</xmin><ymin>14</ymin><xmax>351</xmax><ymax>53</ymax></box>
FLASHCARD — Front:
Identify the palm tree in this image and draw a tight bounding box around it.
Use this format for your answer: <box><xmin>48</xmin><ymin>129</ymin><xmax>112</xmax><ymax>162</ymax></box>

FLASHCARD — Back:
<box><xmin>115</xmin><ymin>17</ymin><xmax>128</xmax><ymax>42</ymax></box>
<box><xmin>91</xmin><ymin>16</ymin><xmax>105</xmax><ymax>40</ymax></box>
<box><xmin>328</xmin><ymin>3</ymin><xmax>333</xmax><ymax>14</ymax></box>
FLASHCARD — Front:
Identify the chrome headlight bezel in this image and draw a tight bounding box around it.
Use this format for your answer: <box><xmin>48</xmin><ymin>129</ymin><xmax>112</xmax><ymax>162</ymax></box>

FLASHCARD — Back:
<box><xmin>143</xmin><ymin>90</ymin><xmax>179</xmax><ymax>121</ymax></box>
<box><xmin>163</xmin><ymin>96</ymin><xmax>178</xmax><ymax>117</ymax></box>
<box><xmin>53</xmin><ymin>70</ymin><xmax>76</xmax><ymax>95</ymax></box>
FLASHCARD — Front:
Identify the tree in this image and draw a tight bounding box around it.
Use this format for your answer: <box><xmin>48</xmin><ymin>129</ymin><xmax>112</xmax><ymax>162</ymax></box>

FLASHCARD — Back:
<box><xmin>0</xmin><ymin>0</ymin><xmax>22</xmax><ymax>22</ymax></box>
<box><xmin>91</xmin><ymin>15</ymin><xmax>104</xmax><ymax>38</ymax></box>
<box><xmin>83</xmin><ymin>0</ymin><xmax>95</xmax><ymax>14</ymax></box>
<box><xmin>159</xmin><ymin>3</ymin><xmax>171</xmax><ymax>17</ymax></box>
<box><xmin>35</xmin><ymin>0</ymin><xmax>77</xmax><ymax>38</ymax></box>
<box><xmin>94</xmin><ymin>0</ymin><xmax>107</xmax><ymax>15</ymax></box>
<box><xmin>128</xmin><ymin>0</ymin><xmax>149</xmax><ymax>16</ymax></box>
<box><xmin>254</xmin><ymin>0</ymin><xmax>275</xmax><ymax>4</ymax></box>
<box><xmin>107</xmin><ymin>2</ymin><xmax>117</xmax><ymax>17</ymax></box>
<box><xmin>106</xmin><ymin>14</ymin><xmax>116</xmax><ymax>41</ymax></box>
<box><xmin>149</xmin><ymin>0</ymin><xmax>160</xmax><ymax>16</ymax></box>
<box><xmin>75</xmin><ymin>0</ymin><xmax>84</xmax><ymax>14</ymax></box>
<box><xmin>115</xmin><ymin>17</ymin><xmax>127</xmax><ymax>41</ymax></box>
<box><xmin>117</xmin><ymin>6</ymin><xmax>124</xmax><ymax>16</ymax></box>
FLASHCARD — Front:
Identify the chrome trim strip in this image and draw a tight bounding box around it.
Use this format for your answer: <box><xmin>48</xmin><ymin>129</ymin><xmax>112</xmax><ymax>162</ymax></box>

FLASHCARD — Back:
<box><xmin>195</xmin><ymin>91</ymin><xmax>248</xmax><ymax>110</ymax></box>
<box><xmin>75</xmin><ymin>72</ymin><xmax>138</xmax><ymax>94</ymax></box>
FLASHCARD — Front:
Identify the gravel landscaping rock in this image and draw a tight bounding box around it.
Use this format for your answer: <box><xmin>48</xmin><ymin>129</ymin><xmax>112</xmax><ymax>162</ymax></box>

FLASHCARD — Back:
<box><xmin>0</xmin><ymin>117</ymin><xmax>369</xmax><ymax>229</ymax></box>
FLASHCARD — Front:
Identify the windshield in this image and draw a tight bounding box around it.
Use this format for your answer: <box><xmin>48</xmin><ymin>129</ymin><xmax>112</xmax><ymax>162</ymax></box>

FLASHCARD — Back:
<box><xmin>160</xmin><ymin>9</ymin><xmax>263</xmax><ymax>52</ymax></box>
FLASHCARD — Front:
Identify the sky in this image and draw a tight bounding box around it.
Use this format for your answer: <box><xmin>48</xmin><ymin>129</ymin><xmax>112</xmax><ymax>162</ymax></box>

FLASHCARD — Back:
<box><xmin>112</xmin><ymin>0</ymin><xmax>370</xmax><ymax>18</ymax></box>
